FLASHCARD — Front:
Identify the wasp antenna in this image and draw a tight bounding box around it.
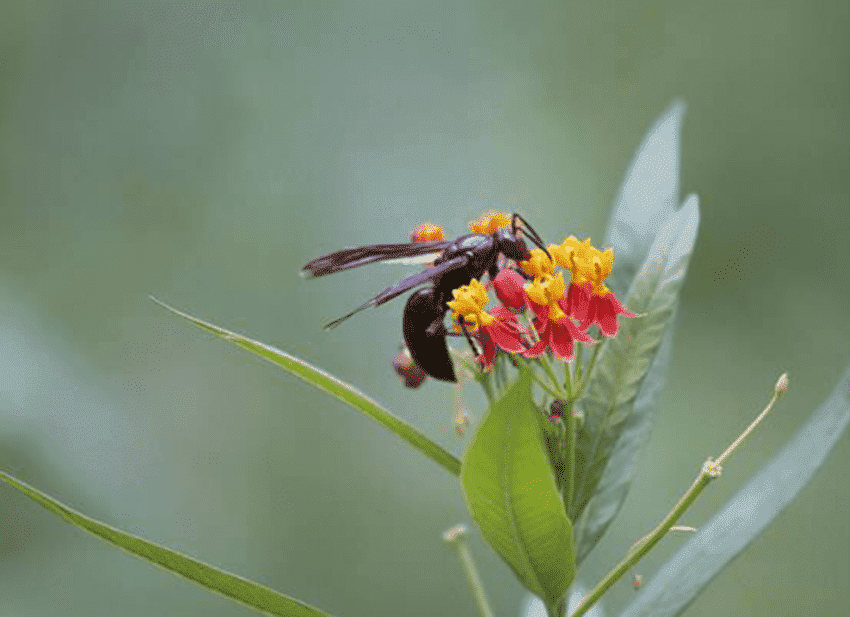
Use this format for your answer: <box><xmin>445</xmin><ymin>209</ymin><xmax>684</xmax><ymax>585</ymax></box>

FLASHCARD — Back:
<box><xmin>513</xmin><ymin>213</ymin><xmax>551</xmax><ymax>260</ymax></box>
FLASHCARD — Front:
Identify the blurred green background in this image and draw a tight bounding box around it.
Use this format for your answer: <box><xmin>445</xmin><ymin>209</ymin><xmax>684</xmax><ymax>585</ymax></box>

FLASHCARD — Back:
<box><xmin>1</xmin><ymin>2</ymin><xmax>847</xmax><ymax>616</ymax></box>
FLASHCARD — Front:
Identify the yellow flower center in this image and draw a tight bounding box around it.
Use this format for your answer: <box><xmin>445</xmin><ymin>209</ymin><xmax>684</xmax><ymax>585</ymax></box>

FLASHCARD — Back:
<box><xmin>524</xmin><ymin>272</ymin><xmax>568</xmax><ymax>322</ymax></box>
<box><xmin>552</xmin><ymin>236</ymin><xmax>615</xmax><ymax>297</ymax></box>
<box><xmin>447</xmin><ymin>279</ymin><xmax>494</xmax><ymax>334</ymax></box>
<box><xmin>520</xmin><ymin>247</ymin><xmax>556</xmax><ymax>279</ymax></box>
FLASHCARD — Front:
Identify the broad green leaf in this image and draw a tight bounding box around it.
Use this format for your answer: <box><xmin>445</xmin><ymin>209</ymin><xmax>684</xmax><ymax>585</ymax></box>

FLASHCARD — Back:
<box><xmin>604</xmin><ymin>100</ymin><xmax>686</xmax><ymax>299</ymax></box>
<box><xmin>0</xmin><ymin>471</ymin><xmax>331</xmax><ymax>617</ymax></box>
<box><xmin>619</xmin><ymin>362</ymin><xmax>850</xmax><ymax>617</ymax></box>
<box><xmin>461</xmin><ymin>368</ymin><xmax>575</xmax><ymax>606</ymax></box>
<box><xmin>572</xmin><ymin>196</ymin><xmax>700</xmax><ymax>565</ymax></box>
<box><xmin>152</xmin><ymin>297</ymin><xmax>461</xmax><ymax>476</ymax></box>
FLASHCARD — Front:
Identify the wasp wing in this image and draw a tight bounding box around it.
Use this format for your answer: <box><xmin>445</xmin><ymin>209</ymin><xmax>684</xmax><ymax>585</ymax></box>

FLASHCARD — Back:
<box><xmin>323</xmin><ymin>254</ymin><xmax>469</xmax><ymax>329</ymax></box>
<box><xmin>302</xmin><ymin>240</ymin><xmax>453</xmax><ymax>278</ymax></box>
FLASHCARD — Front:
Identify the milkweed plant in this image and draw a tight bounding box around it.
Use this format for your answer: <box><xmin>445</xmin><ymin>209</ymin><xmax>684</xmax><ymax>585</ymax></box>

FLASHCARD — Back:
<box><xmin>3</xmin><ymin>102</ymin><xmax>849</xmax><ymax>617</ymax></box>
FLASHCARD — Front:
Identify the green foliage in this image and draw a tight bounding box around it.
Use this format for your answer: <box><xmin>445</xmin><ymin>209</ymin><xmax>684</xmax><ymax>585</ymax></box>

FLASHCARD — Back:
<box><xmin>571</xmin><ymin>200</ymin><xmax>700</xmax><ymax>565</ymax></box>
<box><xmin>460</xmin><ymin>368</ymin><xmax>575</xmax><ymax>608</ymax></box>
<box><xmin>619</xmin><ymin>362</ymin><xmax>850</xmax><ymax>617</ymax></box>
<box><xmin>150</xmin><ymin>297</ymin><xmax>461</xmax><ymax>476</ymax></box>
<box><xmin>0</xmin><ymin>471</ymin><xmax>332</xmax><ymax>617</ymax></box>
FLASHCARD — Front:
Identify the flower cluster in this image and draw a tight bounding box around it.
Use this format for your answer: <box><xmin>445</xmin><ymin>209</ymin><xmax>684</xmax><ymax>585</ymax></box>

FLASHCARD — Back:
<box><xmin>448</xmin><ymin>216</ymin><xmax>638</xmax><ymax>372</ymax></box>
<box><xmin>393</xmin><ymin>211</ymin><xmax>638</xmax><ymax>387</ymax></box>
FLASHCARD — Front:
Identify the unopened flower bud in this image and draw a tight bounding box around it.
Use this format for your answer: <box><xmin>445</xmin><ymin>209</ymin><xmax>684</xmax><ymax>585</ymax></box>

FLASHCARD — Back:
<box><xmin>393</xmin><ymin>352</ymin><xmax>427</xmax><ymax>388</ymax></box>
<box><xmin>442</xmin><ymin>524</ymin><xmax>468</xmax><ymax>543</ymax></box>
<box><xmin>774</xmin><ymin>373</ymin><xmax>789</xmax><ymax>398</ymax></box>
<box><xmin>549</xmin><ymin>399</ymin><xmax>564</xmax><ymax>417</ymax></box>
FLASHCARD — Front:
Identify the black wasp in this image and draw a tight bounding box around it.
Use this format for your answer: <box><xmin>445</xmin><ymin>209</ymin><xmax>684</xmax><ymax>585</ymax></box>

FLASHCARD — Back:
<box><xmin>301</xmin><ymin>213</ymin><xmax>549</xmax><ymax>383</ymax></box>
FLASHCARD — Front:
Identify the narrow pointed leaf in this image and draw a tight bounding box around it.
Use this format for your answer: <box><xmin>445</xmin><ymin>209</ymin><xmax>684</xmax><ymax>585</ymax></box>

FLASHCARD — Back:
<box><xmin>151</xmin><ymin>297</ymin><xmax>460</xmax><ymax>476</ymax></box>
<box><xmin>0</xmin><ymin>471</ymin><xmax>331</xmax><ymax>617</ymax></box>
<box><xmin>619</xmin><ymin>362</ymin><xmax>850</xmax><ymax>617</ymax></box>
<box><xmin>461</xmin><ymin>368</ymin><xmax>575</xmax><ymax>606</ymax></box>
<box><xmin>604</xmin><ymin>100</ymin><xmax>686</xmax><ymax>299</ymax></box>
<box><xmin>573</xmin><ymin>196</ymin><xmax>700</xmax><ymax>564</ymax></box>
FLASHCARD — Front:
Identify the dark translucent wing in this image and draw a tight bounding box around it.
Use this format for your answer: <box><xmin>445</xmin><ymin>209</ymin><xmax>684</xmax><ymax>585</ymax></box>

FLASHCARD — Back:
<box><xmin>302</xmin><ymin>240</ymin><xmax>453</xmax><ymax>278</ymax></box>
<box><xmin>324</xmin><ymin>254</ymin><xmax>469</xmax><ymax>329</ymax></box>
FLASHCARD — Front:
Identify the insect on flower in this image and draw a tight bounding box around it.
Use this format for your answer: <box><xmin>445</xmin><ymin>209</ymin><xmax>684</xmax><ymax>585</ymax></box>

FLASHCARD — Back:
<box><xmin>301</xmin><ymin>213</ymin><xmax>551</xmax><ymax>383</ymax></box>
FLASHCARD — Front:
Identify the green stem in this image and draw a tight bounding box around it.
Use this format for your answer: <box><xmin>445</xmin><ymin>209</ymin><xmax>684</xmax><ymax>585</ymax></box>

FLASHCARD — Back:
<box><xmin>444</xmin><ymin>526</ymin><xmax>494</xmax><ymax>617</ymax></box>
<box><xmin>571</xmin><ymin>379</ymin><xmax>785</xmax><ymax>616</ymax></box>
<box><xmin>479</xmin><ymin>374</ymin><xmax>494</xmax><ymax>404</ymax></box>
<box><xmin>531</xmin><ymin>372</ymin><xmax>562</xmax><ymax>401</ymax></box>
<box><xmin>574</xmin><ymin>343</ymin><xmax>583</xmax><ymax>385</ymax></box>
<box><xmin>575</xmin><ymin>341</ymin><xmax>604</xmax><ymax>400</ymax></box>
<box><xmin>564</xmin><ymin>399</ymin><xmax>577</xmax><ymax>519</ymax></box>
<box><xmin>546</xmin><ymin>596</ymin><xmax>566</xmax><ymax>617</ymax></box>
<box><xmin>538</xmin><ymin>353</ymin><xmax>567</xmax><ymax>399</ymax></box>
<box><xmin>572</xmin><ymin>469</ymin><xmax>714</xmax><ymax>616</ymax></box>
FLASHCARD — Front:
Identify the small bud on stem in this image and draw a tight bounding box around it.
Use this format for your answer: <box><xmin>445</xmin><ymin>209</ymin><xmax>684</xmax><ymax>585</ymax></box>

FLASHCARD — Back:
<box><xmin>572</xmin><ymin>373</ymin><xmax>789</xmax><ymax>617</ymax></box>
<box><xmin>443</xmin><ymin>525</ymin><xmax>494</xmax><ymax>617</ymax></box>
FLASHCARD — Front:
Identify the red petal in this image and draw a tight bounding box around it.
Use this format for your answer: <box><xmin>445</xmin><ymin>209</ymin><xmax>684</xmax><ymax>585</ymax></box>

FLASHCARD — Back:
<box><xmin>562</xmin><ymin>316</ymin><xmax>596</xmax><ymax>344</ymax></box>
<box><xmin>563</xmin><ymin>283</ymin><xmax>592</xmax><ymax>322</ymax></box>
<box><xmin>550</xmin><ymin>328</ymin><xmax>576</xmax><ymax>361</ymax></box>
<box><xmin>491</xmin><ymin>305</ymin><xmax>520</xmax><ymax>323</ymax></box>
<box><xmin>578</xmin><ymin>295</ymin><xmax>599</xmax><ymax>331</ymax></box>
<box><xmin>523</xmin><ymin>320</ymin><xmax>552</xmax><ymax>358</ymax></box>
<box><xmin>475</xmin><ymin>330</ymin><xmax>497</xmax><ymax>369</ymax></box>
<box><xmin>596</xmin><ymin>297</ymin><xmax>619</xmax><ymax>337</ymax></box>
<box><xmin>492</xmin><ymin>269</ymin><xmax>527</xmax><ymax>310</ymax></box>
<box><xmin>527</xmin><ymin>297</ymin><xmax>550</xmax><ymax>323</ymax></box>
<box><xmin>523</xmin><ymin>337</ymin><xmax>550</xmax><ymax>358</ymax></box>
<box><xmin>609</xmin><ymin>293</ymin><xmax>638</xmax><ymax>317</ymax></box>
<box><xmin>486</xmin><ymin>322</ymin><xmax>525</xmax><ymax>353</ymax></box>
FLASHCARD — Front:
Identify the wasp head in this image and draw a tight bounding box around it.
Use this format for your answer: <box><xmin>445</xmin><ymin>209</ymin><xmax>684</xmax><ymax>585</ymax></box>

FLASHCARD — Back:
<box><xmin>495</xmin><ymin>228</ymin><xmax>532</xmax><ymax>262</ymax></box>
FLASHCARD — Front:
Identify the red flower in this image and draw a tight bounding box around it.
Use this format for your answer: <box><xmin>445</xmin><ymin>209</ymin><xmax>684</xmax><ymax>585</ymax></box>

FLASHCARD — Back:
<box><xmin>475</xmin><ymin>306</ymin><xmax>525</xmax><ymax>369</ymax></box>
<box><xmin>550</xmin><ymin>236</ymin><xmax>638</xmax><ymax>337</ymax></box>
<box><xmin>524</xmin><ymin>294</ymin><xmax>594</xmax><ymax>361</ymax></box>
<box><xmin>491</xmin><ymin>268</ymin><xmax>527</xmax><ymax>311</ymax></box>
<box><xmin>393</xmin><ymin>351</ymin><xmax>427</xmax><ymax>388</ymax></box>
<box><xmin>493</xmin><ymin>266</ymin><xmax>595</xmax><ymax>362</ymax></box>
<box><xmin>578</xmin><ymin>289</ymin><xmax>638</xmax><ymax>337</ymax></box>
<box><xmin>558</xmin><ymin>280</ymin><xmax>593</xmax><ymax>322</ymax></box>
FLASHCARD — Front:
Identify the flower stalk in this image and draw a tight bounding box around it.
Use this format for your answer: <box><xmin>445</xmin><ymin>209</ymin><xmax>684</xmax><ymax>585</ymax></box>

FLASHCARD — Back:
<box><xmin>571</xmin><ymin>374</ymin><xmax>788</xmax><ymax>617</ymax></box>
<box><xmin>564</xmin><ymin>399</ymin><xmax>577</xmax><ymax>518</ymax></box>
<box><xmin>443</xmin><ymin>525</ymin><xmax>494</xmax><ymax>617</ymax></box>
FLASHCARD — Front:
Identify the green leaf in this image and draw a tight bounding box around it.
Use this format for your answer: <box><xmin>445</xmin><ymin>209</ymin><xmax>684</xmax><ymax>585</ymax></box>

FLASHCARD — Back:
<box><xmin>460</xmin><ymin>368</ymin><xmax>575</xmax><ymax>606</ymax></box>
<box><xmin>0</xmin><ymin>471</ymin><xmax>331</xmax><ymax>617</ymax></box>
<box><xmin>151</xmin><ymin>297</ymin><xmax>461</xmax><ymax>476</ymax></box>
<box><xmin>619</xmin><ymin>362</ymin><xmax>850</xmax><ymax>617</ymax></box>
<box><xmin>604</xmin><ymin>100</ymin><xmax>686</xmax><ymax>300</ymax></box>
<box><xmin>568</xmin><ymin>102</ymin><xmax>690</xmax><ymax>567</ymax></box>
<box><xmin>572</xmin><ymin>196</ymin><xmax>700</xmax><ymax>565</ymax></box>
